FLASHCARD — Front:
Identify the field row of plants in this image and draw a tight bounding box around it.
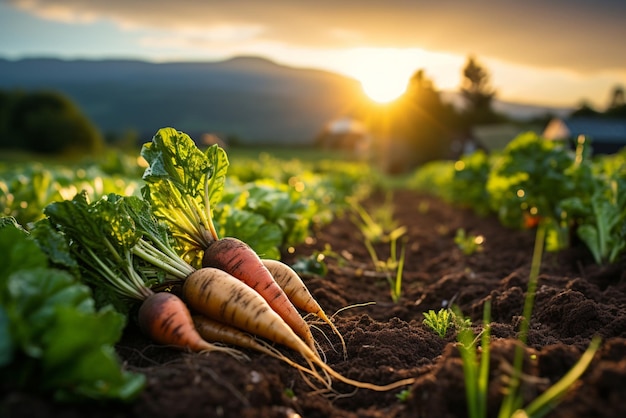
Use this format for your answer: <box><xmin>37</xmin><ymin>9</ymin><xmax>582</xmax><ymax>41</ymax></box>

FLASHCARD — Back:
<box><xmin>411</xmin><ymin>132</ymin><xmax>626</xmax><ymax>266</ymax></box>
<box><xmin>1</xmin><ymin>140</ymin><xmax>372</xmax><ymax>259</ymax></box>
<box><xmin>0</xmin><ymin>128</ymin><xmax>378</xmax><ymax>402</ymax></box>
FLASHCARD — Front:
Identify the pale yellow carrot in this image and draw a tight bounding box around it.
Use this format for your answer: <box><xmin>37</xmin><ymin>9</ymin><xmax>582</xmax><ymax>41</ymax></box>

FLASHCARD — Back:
<box><xmin>183</xmin><ymin>268</ymin><xmax>416</xmax><ymax>392</ymax></box>
<box><xmin>202</xmin><ymin>237</ymin><xmax>317</xmax><ymax>353</ymax></box>
<box><xmin>262</xmin><ymin>258</ymin><xmax>347</xmax><ymax>359</ymax></box>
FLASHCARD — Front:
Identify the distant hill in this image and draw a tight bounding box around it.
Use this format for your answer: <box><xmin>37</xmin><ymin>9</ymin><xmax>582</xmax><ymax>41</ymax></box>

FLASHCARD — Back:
<box><xmin>0</xmin><ymin>56</ymin><xmax>368</xmax><ymax>144</ymax></box>
<box><xmin>0</xmin><ymin>57</ymin><xmax>573</xmax><ymax>144</ymax></box>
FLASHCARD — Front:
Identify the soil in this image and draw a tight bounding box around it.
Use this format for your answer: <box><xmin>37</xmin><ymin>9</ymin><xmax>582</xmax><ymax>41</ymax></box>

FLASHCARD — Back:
<box><xmin>3</xmin><ymin>190</ymin><xmax>626</xmax><ymax>418</ymax></box>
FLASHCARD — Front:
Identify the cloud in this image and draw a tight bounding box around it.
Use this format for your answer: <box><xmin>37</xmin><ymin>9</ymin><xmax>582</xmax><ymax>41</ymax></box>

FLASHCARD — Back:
<box><xmin>6</xmin><ymin>0</ymin><xmax>626</xmax><ymax>74</ymax></box>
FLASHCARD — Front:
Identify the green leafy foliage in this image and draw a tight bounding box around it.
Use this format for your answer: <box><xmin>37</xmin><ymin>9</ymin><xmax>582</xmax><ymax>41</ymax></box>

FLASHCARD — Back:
<box><xmin>561</xmin><ymin>179</ymin><xmax>626</xmax><ymax>265</ymax></box>
<box><xmin>0</xmin><ymin>162</ymin><xmax>142</xmax><ymax>226</ymax></box>
<box><xmin>216</xmin><ymin>206</ymin><xmax>283</xmax><ymax>259</ymax></box>
<box><xmin>450</xmin><ymin>150</ymin><xmax>493</xmax><ymax>215</ymax></box>
<box><xmin>0</xmin><ymin>223</ymin><xmax>144</xmax><ymax>401</ymax></box>
<box><xmin>44</xmin><ymin>192</ymin><xmax>192</xmax><ymax>309</ymax></box>
<box><xmin>141</xmin><ymin>128</ymin><xmax>232</xmax><ymax>265</ymax></box>
<box><xmin>349</xmin><ymin>194</ymin><xmax>408</xmax><ymax>302</ymax></box>
<box><xmin>412</xmin><ymin>131</ymin><xmax>626</xmax><ymax>265</ymax></box>
<box><xmin>291</xmin><ymin>252</ymin><xmax>330</xmax><ymax>277</ymax></box>
<box><xmin>487</xmin><ymin>133</ymin><xmax>575</xmax><ymax>232</ymax></box>
<box><xmin>141</xmin><ymin>128</ymin><xmax>371</xmax><ymax>263</ymax></box>
<box><xmin>218</xmin><ymin>181</ymin><xmax>315</xmax><ymax>257</ymax></box>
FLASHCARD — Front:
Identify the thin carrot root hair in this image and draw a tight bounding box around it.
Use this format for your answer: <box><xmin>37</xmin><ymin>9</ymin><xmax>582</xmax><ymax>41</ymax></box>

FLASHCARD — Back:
<box><xmin>203</xmin><ymin>238</ymin><xmax>318</xmax><ymax>355</ymax></box>
<box><xmin>192</xmin><ymin>315</ymin><xmax>333</xmax><ymax>390</ymax></box>
<box><xmin>137</xmin><ymin>291</ymin><xmax>246</xmax><ymax>360</ymax></box>
<box><xmin>262</xmin><ymin>258</ymin><xmax>348</xmax><ymax>360</ymax></box>
<box><xmin>183</xmin><ymin>268</ymin><xmax>416</xmax><ymax>393</ymax></box>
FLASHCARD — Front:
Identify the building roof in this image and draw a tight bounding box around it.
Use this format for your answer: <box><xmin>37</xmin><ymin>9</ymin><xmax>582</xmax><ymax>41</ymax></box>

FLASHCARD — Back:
<box><xmin>543</xmin><ymin>117</ymin><xmax>626</xmax><ymax>144</ymax></box>
<box><xmin>471</xmin><ymin>123</ymin><xmax>541</xmax><ymax>151</ymax></box>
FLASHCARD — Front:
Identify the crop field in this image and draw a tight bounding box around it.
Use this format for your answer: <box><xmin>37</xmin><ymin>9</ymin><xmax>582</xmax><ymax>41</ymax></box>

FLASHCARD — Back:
<box><xmin>1</xmin><ymin>129</ymin><xmax>625</xmax><ymax>418</ymax></box>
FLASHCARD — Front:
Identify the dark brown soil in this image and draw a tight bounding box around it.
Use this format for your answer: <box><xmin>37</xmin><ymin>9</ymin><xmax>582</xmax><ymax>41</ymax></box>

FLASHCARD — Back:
<box><xmin>3</xmin><ymin>190</ymin><xmax>626</xmax><ymax>418</ymax></box>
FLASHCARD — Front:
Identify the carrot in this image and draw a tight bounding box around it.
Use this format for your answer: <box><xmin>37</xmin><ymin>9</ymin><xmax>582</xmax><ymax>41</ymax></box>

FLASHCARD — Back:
<box><xmin>202</xmin><ymin>237</ymin><xmax>317</xmax><ymax>353</ymax></box>
<box><xmin>262</xmin><ymin>258</ymin><xmax>347</xmax><ymax>359</ymax></box>
<box><xmin>137</xmin><ymin>291</ymin><xmax>245</xmax><ymax>359</ymax></box>
<box><xmin>183</xmin><ymin>267</ymin><xmax>416</xmax><ymax>392</ymax></box>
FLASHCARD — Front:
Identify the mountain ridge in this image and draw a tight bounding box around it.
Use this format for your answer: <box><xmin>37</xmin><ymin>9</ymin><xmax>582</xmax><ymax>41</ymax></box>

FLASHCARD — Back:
<box><xmin>0</xmin><ymin>57</ymin><xmax>572</xmax><ymax>144</ymax></box>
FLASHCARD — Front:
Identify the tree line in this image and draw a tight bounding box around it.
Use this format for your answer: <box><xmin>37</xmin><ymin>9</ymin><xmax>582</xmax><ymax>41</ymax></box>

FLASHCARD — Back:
<box><xmin>358</xmin><ymin>55</ymin><xmax>626</xmax><ymax>171</ymax></box>
<box><xmin>0</xmin><ymin>89</ymin><xmax>103</xmax><ymax>155</ymax></box>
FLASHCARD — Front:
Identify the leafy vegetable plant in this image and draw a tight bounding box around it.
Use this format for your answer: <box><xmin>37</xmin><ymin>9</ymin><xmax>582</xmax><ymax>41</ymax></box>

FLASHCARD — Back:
<box><xmin>413</xmin><ymin>131</ymin><xmax>626</xmax><ymax>266</ymax></box>
<box><xmin>561</xmin><ymin>179</ymin><xmax>626</xmax><ymax>265</ymax></box>
<box><xmin>0</xmin><ymin>221</ymin><xmax>145</xmax><ymax>401</ymax></box>
<box><xmin>487</xmin><ymin>132</ymin><xmax>576</xmax><ymax>249</ymax></box>
<box><xmin>139</xmin><ymin>129</ymin><xmax>328</xmax><ymax>351</ymax></box>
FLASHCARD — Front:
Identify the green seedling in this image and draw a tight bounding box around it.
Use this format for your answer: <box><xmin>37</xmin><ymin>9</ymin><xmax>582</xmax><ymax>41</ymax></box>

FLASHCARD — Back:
<box><xmin>283</xmin><ymin>387</ymin><xmax>296</xmax><ymax>399</ymax></box>
<box><xmin>454</xmin><ymin>301</ymin><xmax>491</xmax><ymax>418</ymax></box>
<box><xmin>291</xmin><ymin>244</ymin><xmax>350</xmax><ymax>277</ymax></box>
<box><xmin>423</xmin><ymin>308</ymin><xmax>453</xmax><ymax>338</ymax></box>
<box><xmin>454</xmin><ymin>222</ymin><xmax>601</xmax><ymax>418</ymax></box>
<box><xmin>388</xmin><ymin>236</ymin><xmax>407</xmax><ymax>303</ymax></box>
<box><xmin>349</xmin><ymin>194</ymin><xmax>407</xmax><ymax>303</ymax></box>
<box><xmin>454</xmin><ymin>228</ymin><xmax>485</xmax><ymax>255</ymax></box>
<box><xmin>395</xmin><ymin>388</ymin><xmax>411</xmax><ymax>402</ymax></box>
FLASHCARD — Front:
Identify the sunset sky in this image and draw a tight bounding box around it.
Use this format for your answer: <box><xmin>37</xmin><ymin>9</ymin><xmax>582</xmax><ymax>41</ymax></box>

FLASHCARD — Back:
<box><xmin>1</xmin><ymin>0</ymin><xmax>625</xmax><ymax>108</ymax></box>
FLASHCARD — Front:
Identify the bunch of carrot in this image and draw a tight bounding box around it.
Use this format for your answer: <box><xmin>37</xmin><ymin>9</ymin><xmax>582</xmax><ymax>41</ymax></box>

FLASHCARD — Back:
<box><xmin>138</xmin><ymin>128</ymin><xmax>417</xmax><ymax>391</ymax></box>
<box><xmin>46</xmin><ymin>127</ymin><xmax>415</xmax><ymax>393</ymax></box>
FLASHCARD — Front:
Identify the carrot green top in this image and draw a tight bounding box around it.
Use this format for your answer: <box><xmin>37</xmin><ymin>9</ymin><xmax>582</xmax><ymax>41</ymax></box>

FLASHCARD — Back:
<box><xmin>44</xmin><ymin>192</ymin><xmax>194</xmax><ymax>309</ymax></box>
<box><xmin>140</xmin><ymin>127</ymin><xmax>229</xmax><ymax>266</ymax></box>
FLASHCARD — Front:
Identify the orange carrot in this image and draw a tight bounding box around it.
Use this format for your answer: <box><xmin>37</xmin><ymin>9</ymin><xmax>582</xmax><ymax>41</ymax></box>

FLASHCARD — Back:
<box><xmin>262</xmin><ymin>258</ymin><xmax>347</xmax><ymax>359</ymax></box>
<box><xmin>137</xmin><ymin>291</ymin><xmax>244</xmax><ymax>359</ymax></box>
<box><xmin>202</xmin><ymin>237</ymin><xmax>317</xmax><ymax>353</ymax></box>
<box><xmin>183</xmin><ymin>267</ymin><xmax>416</xmax><ymax>392</ymax></box>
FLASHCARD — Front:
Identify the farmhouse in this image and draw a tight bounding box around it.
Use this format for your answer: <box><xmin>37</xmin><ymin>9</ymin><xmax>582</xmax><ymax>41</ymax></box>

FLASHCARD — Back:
<box><xmin>314</xmin><ymin>117</ymin><xmax>371</xmax><ymax>158</ymax></box>
<box><xmin>543</xmin><ymin>117</ymin><xmax>626</xmax><ymax>154</ymax></box>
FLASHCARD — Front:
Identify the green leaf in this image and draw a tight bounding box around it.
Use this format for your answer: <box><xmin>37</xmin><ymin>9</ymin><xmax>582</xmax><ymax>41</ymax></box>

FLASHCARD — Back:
<box><xmin>0</xmin><ymin>226</ymin><xmax>48</xmax><ymax>293</ymax></box>
<box><xmin>141</xmin><ymin>127</ymin><xmax>212</xmax><ymax>197</ymax></box>
<box><xmin>0</xmin><ymin>216</ymin><xmax>27</xmax><ymax>232</ymax></box>
<box><xmin>5</xmin><ymin>268</ymin><xmax>93</xmax><ymax>358</ymax></box>
<box><xmin>218</xmin><ymin>208</ymin><xmax>283</xmax><ymax>259</ymax></box>
<box><xmin>42</xmin><ymin>306</ymin><xmax>144</xmax><ymax>402</ymax></box>
<box><xmin>44</xmin><ymin>191</ymin><xmax>108</xmax><ymax>253</ymax></box>
<box><xmin>205</xmin><ymin>144</ymin><xmax>230</xmax><ymax>210</ymax></box>
<box><xmin>30</xmin><ymin>218</ymin><xmax>79</xmax><ymax>274</ymax></box>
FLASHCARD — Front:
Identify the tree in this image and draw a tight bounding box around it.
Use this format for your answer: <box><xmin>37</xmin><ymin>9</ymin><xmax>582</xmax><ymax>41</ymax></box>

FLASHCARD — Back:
<box><xmin>357</xmin><ymin>69</ymin><xmax>462</xmax><ymax>172</ymax></box>
<box><xmin>5</xmin><ymin>90</ymin><xmax>103</xmax><ymax>155</ymax></box>
<box><xmin>608</xmin><ymin>85</ymin><xmax>625</xmax><ymax>109</ymax></box>
<box><xmin>460</xmin><ymin>56</ymin><xmax>501</xmax><ymax>125</ymax></box>
<box><xmin>394</xmin><ymin>69</ymin><xmax>459</xmax><ymax>165</ymax></box>
<box><xmin>570</xmin><ymin>101</ymin><xmax>600</xmax><ymax>118</ymax></box>
<box><xmin>605</xmin><ymin>85</ymin><xmax>626</xmax><ymax>118</ymax></box>
<box><xmin>0</xmin><ymin>89</ymin><xmax>12</xmax><ymax>148</ymax></box>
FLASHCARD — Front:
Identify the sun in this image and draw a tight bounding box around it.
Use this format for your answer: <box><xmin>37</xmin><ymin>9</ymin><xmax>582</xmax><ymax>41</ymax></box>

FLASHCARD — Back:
<box><xmin>360</xmin><ymin>76</ymin><xmax>409</xmax><ymax>103</ymax></box>
<box><xmin>329</xmin><ymin>47</ymin><xmax>425</xmax><ymax>103</ymax></box>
